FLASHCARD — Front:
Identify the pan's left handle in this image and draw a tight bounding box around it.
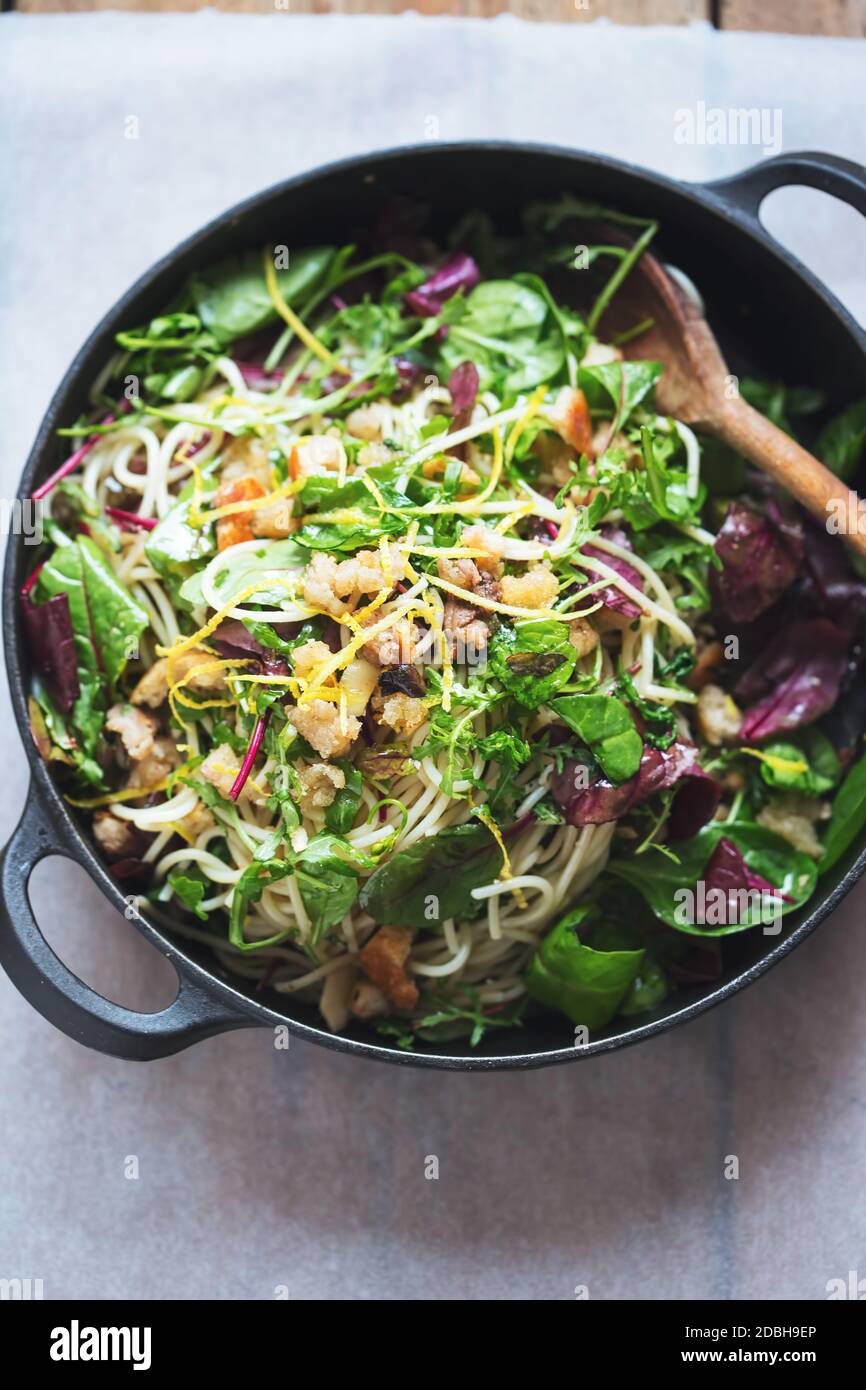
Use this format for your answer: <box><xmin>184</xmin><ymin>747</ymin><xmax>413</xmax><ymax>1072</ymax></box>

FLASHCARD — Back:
<box><xmin>0</xmin><ymin>784</ymin><xmax>259</xmax><ymax>1060</ymax></box>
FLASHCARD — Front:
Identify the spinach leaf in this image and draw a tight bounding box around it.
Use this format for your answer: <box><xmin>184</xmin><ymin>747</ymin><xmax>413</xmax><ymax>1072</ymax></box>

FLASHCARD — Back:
<box><xmin>747</xmin><ymin>728</ymin><xmax>840</xmax><ymax>795</ymax></box>
<box><xmin>551</xmin><ymin>693</ymin><xmax>642</xmax><ymax>784</ymax></box>
<box><xmin>324</xmin><ymin>762</ymin><xmax>364</xmax><ymax>835</ymax></box>
<box><xmin>190</xmin><ymin>246</ymin><xmax>333</xmax><ymax>345</ymax></box>
<box><xmin>145</xmin><ymin>493</ymin><xmax>215</xmax><ymax>581</ymax></box>
<box><xmin>820</xmin><ymin>748</ymin><xmax>866</xmax><ymax>873</ymax></box>
<box><xmin>488</xmin><ymin>620</ymin><xmax>577</xmax><ymax>707</ymax></box>
<box><xmin>608</xmin><ymin>820</ymin><xmax>817</xmax><ymax>934</ymax></box>
<box><xmin>359</xmin><ymin>822</ymin><xmax>501</xmax><ymax>930</ymax></box>
<box><xmin>818</xmin><ymin>399</ymin><xmax>866</xmax><ymax>482</ymax></box>
<box><xmin>296</xmin><ymin>513</ymin><xmax>405</xmax><ymax>552</ymax></box>
<box><xmin>181</xmin><ymin>537</ymin><xmax>308</xmax><ymax>611</ymax></box>
<box><xmin>438</xmin><ymin>278</ymin><xmax>565</xmax><ymax>394</ymax></box>
<box><xmin>454</xmin><ymin>279</ymin><xmax>548</xmax><ymax>336</ymax></box>
<box><xmin>525</xmin><ymin>904</ymin><xmax>645</xmax><ymax>1029</ymax></box>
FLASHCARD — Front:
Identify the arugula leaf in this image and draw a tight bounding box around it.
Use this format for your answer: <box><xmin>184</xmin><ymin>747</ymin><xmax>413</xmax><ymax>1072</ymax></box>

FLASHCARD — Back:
<box><xmin>818</xmin><ymin>399</ymin><xmax>866</xmax><ymax>482</ymax></box>
<box><xmin>607</xmin><ymin>820</ymin><xmax>817</xmax><ymax>934</ymax></box>
<box><xmin>167</xmin><ymin>868</ymin><xmax>209</xmax><ymax>921</ymax></box>
<box><xmin>293</xmin><ymin>833</ymin><xmax>366</xmax><ymax>942</ymax></box>
<box><xmin>475</xmin><ymin>729</ymin><xmax>532</xmax><ymax>770</ymax></box>
<box><xmin>820</xmin><ymin>748</ymin><xmax>866</xmax><ymax>873</ymax></box>
<box><xmin>578</xmin><ymin>360</ymin><xmax>662</xmax><ymax>431</ymax></box>
<box><xmin>229</xmin><ymin>859</ymin><xmax>295</xmax><ymax>951</ymax></box>
<box><xmin>488</xmin><ymin>620</ymin><xmax>577</xmax><ymax>707</ymax></box>
<box><xmin>551</xmin><ymin>693</ymin><xmax>643</xmax><ymax>784</ymax></box>
<box><xmin>525</xmin><ymin>904</ymin><xmax>645</xmax><ymax>1029</ymax></box>
<box><xmin>359</xmin><ymin>822</ymin><xmax>501</xmax><ymax>930</ymax></box>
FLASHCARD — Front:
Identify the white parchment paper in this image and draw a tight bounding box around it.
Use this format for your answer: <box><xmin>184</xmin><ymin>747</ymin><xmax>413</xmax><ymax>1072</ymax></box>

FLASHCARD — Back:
<box><xmin>0</xmin><ymin>12</ymin><xmax>864</xmax><ymax>1300</ymax></box>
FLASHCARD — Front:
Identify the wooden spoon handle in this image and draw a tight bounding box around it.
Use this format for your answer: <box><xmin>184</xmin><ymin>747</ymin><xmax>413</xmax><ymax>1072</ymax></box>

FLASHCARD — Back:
<box><xmin>715</xmin><ymin>398</ymin><xmax>866</xmax><ymax>564</ymax></box>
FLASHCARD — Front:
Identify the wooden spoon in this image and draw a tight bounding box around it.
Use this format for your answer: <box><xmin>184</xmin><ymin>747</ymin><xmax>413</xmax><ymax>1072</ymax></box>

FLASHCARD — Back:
<box><xmin>587</xmin><ymin>224</ymin><xmax>866</xmax><ymax>563</ymax></box>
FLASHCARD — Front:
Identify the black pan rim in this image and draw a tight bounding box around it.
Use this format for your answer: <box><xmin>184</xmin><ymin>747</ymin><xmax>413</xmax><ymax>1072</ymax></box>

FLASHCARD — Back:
<box><xmin>5</xmin><ymin>140</ymin><xmax>866</xmax><ymax>1070</ymax></box>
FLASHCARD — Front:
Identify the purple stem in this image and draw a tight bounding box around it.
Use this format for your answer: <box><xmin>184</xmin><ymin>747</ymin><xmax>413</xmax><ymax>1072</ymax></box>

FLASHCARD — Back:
<box><xmin>105</xmin><ymin>506</ymin><xmax>158</xmax><ymax>532</ymax></box>
<box><xmin>229</xmin><ymin>711</ymin><xmax>270</xmax><ymax>802</ymax></box>
<box><xmin>32</xmin><ymin>400</ymin><xmax>132</xmax><ymax>502</ymax></box>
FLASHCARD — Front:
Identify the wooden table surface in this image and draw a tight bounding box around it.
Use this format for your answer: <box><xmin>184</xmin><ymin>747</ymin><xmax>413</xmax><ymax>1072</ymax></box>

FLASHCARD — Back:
<box><xmin>8</xmin><ymin>0</ymin><xmax>866</xmax><ymax>37</ymax></box>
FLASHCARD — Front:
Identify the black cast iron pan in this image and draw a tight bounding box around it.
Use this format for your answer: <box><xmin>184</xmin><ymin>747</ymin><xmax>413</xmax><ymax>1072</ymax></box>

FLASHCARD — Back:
<box><xmin>2</xmin><ymin>144</ymin><xmax>865</xmax><ymax>1067</ymax></box>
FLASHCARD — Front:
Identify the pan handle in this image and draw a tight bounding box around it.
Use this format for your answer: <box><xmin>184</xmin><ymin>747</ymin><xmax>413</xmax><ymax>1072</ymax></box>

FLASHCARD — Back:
<box><xmin>703</xmin><ymin>150</ymin><xmax>866</xmax><ymax>222</ymax></box>
<box><xmin>0</xmin><ymin>784</ymin><xmax>259</xmax><ymax>1060</ymax></box>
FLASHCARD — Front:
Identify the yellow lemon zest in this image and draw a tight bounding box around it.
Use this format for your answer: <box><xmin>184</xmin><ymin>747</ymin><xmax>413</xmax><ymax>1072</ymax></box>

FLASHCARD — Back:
<box><xmin>263</xmin><ymin>247</ymin><xmax>349</xmax><ymax>375</ymax></box>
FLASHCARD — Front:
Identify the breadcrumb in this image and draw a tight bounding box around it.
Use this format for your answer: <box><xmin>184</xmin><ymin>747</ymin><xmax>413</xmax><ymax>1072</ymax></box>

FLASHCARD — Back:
<box><xmin>292</xmin><ymin>639</ymin><xmax>334</xmax><ymax>682</ymax></box>
<box><xmin>199</xmin><ymin>742</ymin><xmax>267</xmax><ymax>805</ymax></box>
<box><xmin>297</xmin><ymin>762</ymin><xmax>346</xmax><ymax>813</ymax></box>
<box><xmin>286</xmin><ymin>700</ymin><xmax>361</xmax><ymax>760</ymax></box>
<box><xmin>106</xmin><ymin>704</ymin><xmax>159</xmax><ymax>761</ymax></box>
<box><xmin>131</xmin><ymin>649</ymin><xmax>226</xmax><ymax>709</ymax></box>
<box><xmin>93</xmin><ymin>811</ymin><xmax>139</xmax><ymax>858</ymax></box>
<box><xmin>377</xmin><ymin>693</ymin><xmax>428</xmax><ymax>737</ymax></box>
<box><xmin>127</xmin><ymin>736</ymin><xmax>180</xmax><ymax>789</ymax></box>
<box><xmin>358</xmin><ymin>925</ymin><xmax>419</xmax><ymax>1011</ymax></box>
<box><xmin>757</xmin><ymin>794</ymin><xmax>828</xmax><ymax>860</ymax></box>
<box><xmin>288</xmin><ymin>434</ymin><xmax>346</xmax><ymax>481</ymax></box>
<box><xmin>500</xmin><ymin>564</ymin><xmax>559</xmax><ymax>610</ymax></box>
<box><xmin>345</xmin><ymin>402</ymin><xmax>391</xmax><ymax>443</ymax></box>
<box><xmin>569</xmin><ymin>617</ymin><xmax>599</xmax><ymax>659</ymax></box>
<box><xmin>696</xmin><ymin>683</ymin><xmax>742</xmax><ymax>745</ymax></box>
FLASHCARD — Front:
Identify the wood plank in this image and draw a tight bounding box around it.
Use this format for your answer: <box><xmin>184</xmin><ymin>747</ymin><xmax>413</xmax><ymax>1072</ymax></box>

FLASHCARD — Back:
<box><xmin>13</xmin><ymin>0</ymin><xmax>710</xmax><ymax>25</ymax></box>
<box><xmin>720</xmin><ymin>0</ymin><xmax>866</xmax><ymax>34</ymax></box>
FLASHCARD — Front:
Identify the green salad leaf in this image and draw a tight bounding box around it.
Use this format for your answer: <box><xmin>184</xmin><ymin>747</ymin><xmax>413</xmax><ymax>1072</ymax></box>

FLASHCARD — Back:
<box><xmin>524</xmin><ymin>904</ymin><xmax>645</xmax><ymax>1029</ymax></box>
<box><xmin>360</xmin><ymin>822</ymin><xmax>501</xmax><ymax>930</ymax></box>
<box><xmin>608</xmin><ymin>821</ymin><xmax>817</xmax><ymax>934</ymax></box>
<box><xmin>551</xmin><ymin>693</ymin><xmax>643</xmax><ymax>784</ymax></box>
<box><xmin>488</xmin><ymin>619</ymin><xmax>577</xmax><ymax>707</ymax></box>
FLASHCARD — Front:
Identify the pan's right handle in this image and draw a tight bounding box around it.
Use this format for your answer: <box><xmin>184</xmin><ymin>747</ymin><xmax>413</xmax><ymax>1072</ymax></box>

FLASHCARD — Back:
<box><xmin>704</xmin><ymin>150</ymin><xmax>866</xmax><ymax>223</ymax></box>
<box><xmin>0</xmin><ymin>784</ymin><xmax>258</xmax><ymax>1060</ymax></box>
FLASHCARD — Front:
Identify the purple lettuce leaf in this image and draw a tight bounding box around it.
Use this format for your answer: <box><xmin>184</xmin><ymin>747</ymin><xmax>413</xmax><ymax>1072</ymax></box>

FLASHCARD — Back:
<box><xmin>21</xmin><ymin>591</ymin><xmax>80</xmax><ymax>713</ymax></box>
<box><xmin>705</xmin><ymin>836</ymin><xmax>777</xmax><ymax>896</ymax></box>
<box><xmin>800</xmin><ymin>522</ymin><xmax>866</xmax><ymax>632</ymax></box>
<box><xmin>710</xmin><ymin>499</ymin><xmax>803</xmax><ymax>623</ymax></box>
<box><xmin>448</xmin><ymin>361</ymin><xmax>480</xmax><ymax>419</ymax></box>
<box><xmin>581</xmin><ymin>526</ymin><xmax>643</xmax><ymax>619</ymax></box>
<box><xmin>405</xmin><ymin>252</ymin><xmax>480</xmax><ymax>318</ymax></box>
<box><xmin>735</xmin><ymin>617</ymin><xmax>849</xmax><ymax>742</ymax></box>
<box><xmin>551</xmin><ymin>739</ymin><xmax>720</xmax><ymax>838</ymax></box>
